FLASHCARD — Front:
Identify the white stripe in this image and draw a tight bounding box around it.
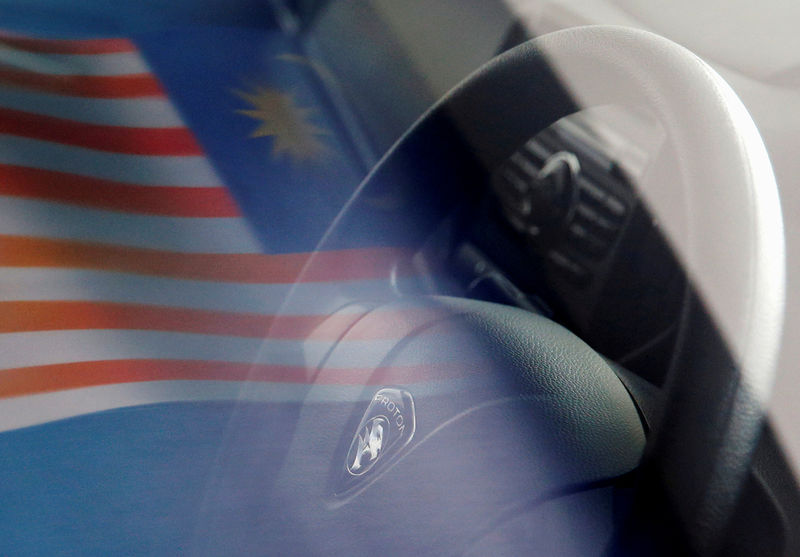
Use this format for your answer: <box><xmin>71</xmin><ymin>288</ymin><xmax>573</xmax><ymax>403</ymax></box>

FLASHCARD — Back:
<box><xmin>0</xmin><ymin>45</ymin><xmax>150</xmax><ymax>76</ymax></box>
<box><xmin>0</xmin><ymin>135</ymin><xmax>222</xmax><ymax>187</ymax></box>
<box><xmin>0</xmin><ymin>330</ymin><xmax>469</xmax><ymax>370</ymax></box>
<box><xmin>0</xmin><ymin>376</ymin><xmax>493</xmax><ymax>433</ymax></box>
<box><xmin>0</xmin><ymin>88</ymin><xmax>184</xmax><ymax>127</ymax></box>
<box><xmin>0</xmin><ymin>330</ymin><xmax>358</xmax><ymax>369</ymax></box>
<box><xmin>0</xmin><ymin>196</ymin><xmax>262</xmax><ymax>253</ymax></box>
<box><xmin>0</xmin><ymin>269</ymin><xmax>408</xmax><ymax>314</ymax></box>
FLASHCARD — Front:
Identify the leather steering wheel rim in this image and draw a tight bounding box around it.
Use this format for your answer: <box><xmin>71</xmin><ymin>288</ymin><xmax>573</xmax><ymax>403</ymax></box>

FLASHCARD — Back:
<box><xmin>309</xmin><ymin>25</ymin><xmax>785</xmax><ymax>554</ymax></box>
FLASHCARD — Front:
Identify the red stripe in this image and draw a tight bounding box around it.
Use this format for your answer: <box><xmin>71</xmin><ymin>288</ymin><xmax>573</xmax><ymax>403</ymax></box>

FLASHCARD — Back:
<box><xmin>0</xmin><ymin>165</ymin><xmax>239</xmax><ymax>217</ymax></box>
<box><xmin>0</xmin><ymin>107</ymin><xmax>201</xmax><ymax>155</ymax></box>
<box><xmin>0</xmin><ymin>301</ymin><xmax>448</xmax><ymax>339</ymax></box>
<box><xmin>0</xmin><ymin>35</ymin><xmax>136</xmax><ymax>55</ymax></box>
<box><xmin>0</xmin><ymin>359</ymin><xmax>484</xmax><ymax>399</ymax></box>
<box><xmin>0</xmin><ymin>67</ymin><xmax>164</xmax><ymax>98</ymax></box>
<box><xmin>0</xmin><ymin>301</ymin><xmax>348</xmax><ymax>338</ymax></box>
<box><xmin>0</xmin><ymin>236</ymin><xmax>414</xmax><ymax>283</ymax></box>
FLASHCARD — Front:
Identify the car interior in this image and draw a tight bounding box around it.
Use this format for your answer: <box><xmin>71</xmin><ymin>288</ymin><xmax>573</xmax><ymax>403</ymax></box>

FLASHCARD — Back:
<box><xmin>0</xmin><ymin>1</ymin><xmax>798</xmax><ymax>555</ymax></box>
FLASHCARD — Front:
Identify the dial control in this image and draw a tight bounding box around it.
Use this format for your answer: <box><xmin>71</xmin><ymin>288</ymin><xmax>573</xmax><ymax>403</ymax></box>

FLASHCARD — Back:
<box><xmin>493</xmin><ymin>149</ymin><xmax>579</xmax><ymax>239</ymax></box>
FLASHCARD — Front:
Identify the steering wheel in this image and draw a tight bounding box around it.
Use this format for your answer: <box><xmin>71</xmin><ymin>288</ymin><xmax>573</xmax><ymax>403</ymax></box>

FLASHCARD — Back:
<box><xmin>198</xmin><ymin>26</ymin><xmax>784</xmax><ymax>556</ymax></box>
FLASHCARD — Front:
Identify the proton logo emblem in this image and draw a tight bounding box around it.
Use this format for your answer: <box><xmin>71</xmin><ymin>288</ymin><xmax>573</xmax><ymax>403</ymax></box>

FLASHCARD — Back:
<box><xmin>347</xmin><ymin>415</ymin><xmax>389</xmax><ymax>475</ymax></box>
<box><xmin>340</xmin><ymin>389</ymin><xmax>416</xmax><ymax>485</ymax></box>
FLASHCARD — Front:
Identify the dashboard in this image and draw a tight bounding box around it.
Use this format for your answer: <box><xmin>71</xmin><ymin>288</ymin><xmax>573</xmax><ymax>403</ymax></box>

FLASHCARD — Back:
<box><xmin>434</xmin><ymin>106</ymin><xmax>685</xmax><ymax>385</ymax></box>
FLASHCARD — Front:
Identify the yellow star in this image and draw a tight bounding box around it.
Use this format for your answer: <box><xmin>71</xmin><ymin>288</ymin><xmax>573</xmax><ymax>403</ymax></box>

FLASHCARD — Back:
<box><xmin>233</xmin><ymin>84</ymin><xmax>329</xmax><ymax>163</ymax></box>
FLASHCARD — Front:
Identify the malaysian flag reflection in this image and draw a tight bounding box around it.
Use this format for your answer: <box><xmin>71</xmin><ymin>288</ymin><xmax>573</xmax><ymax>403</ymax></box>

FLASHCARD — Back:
<box><xmin>0</xmin><ymin>31</ymin><xmax>425</xmax><ymax>430</ymax></box>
